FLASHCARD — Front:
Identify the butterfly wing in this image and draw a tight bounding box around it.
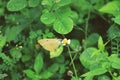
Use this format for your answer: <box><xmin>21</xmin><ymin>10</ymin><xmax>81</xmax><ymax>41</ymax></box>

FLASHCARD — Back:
<box><xmin>38</xmin><ymin>39</ymin><xmax>61</xmax><ymax>51</ymax></box>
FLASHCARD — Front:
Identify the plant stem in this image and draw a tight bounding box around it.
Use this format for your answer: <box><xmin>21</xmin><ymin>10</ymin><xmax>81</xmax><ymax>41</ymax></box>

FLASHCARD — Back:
<box><xmin>108</xmin><ymin>70</ymin><xmax>117</xmax><ymax>80</ymax></box>
<box><xmin>70</xmin><ymin>51</ymin><xmax>80</xmax><ymax>65</ymax></box>
<box><xmin>67</xmin><ymin>46</ymin><xmax>78</xmax><ymax>78</ymax></box>
<box><xmin>84</xmin><ymin>10</ymin><xmax>90</xmax><ymax>49</ymax></box>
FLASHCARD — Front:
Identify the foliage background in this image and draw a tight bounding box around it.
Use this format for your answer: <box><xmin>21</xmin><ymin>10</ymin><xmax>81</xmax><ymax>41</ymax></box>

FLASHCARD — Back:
<box><xmin>1</xmin><ymin>0</ymin><xmax>120</xmax><ymax>80</ymax></box>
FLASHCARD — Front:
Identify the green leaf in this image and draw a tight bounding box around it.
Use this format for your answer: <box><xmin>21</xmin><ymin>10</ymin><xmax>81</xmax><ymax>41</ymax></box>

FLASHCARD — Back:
<box><xmin>11</xmin><ymin>71</ymin><xmax>21</xmax><ymax>80</ymax></box>
<box><xmin>0</xmin><ymin>8</ymin><xmax>4</xmax><ymax>16</ymax></box>
<box><xmin>7</xmin><ymin>0</ymin><xmax>27</xmax><ymax>11</ymax></box>
<box><xmin>28</xmin><ymin>0</ymin><xmax>40</xmax><ymax>7</ymax></box>
<box><xmin>55</xmin><ymin>0</ymin><xmax>72</xmax><ymax>9</ymax></box>
<box><xmin>70</xmin><ymin>39</ymin><xmax>81</xmax><ymax>51</ymax></box>
<box><xmin>10</xmin><ymin>48</ymin><xmax>22</xmax><ymax>61</ymax></box>
<box><xmin>80</xmin><ymin>48</ymin><xmax>106</xmax><ymax>70</ymax></box>
<box><xmin>0</xmin><ymin>73</ymin><xmax>7</xmax><ymax>79</ymax></box>
<box><xmin>57</xmin><ymin>7</ymin><xmax>71</xmax><ymax>17</ymax></box>
<box><xmin>71</xmin><ymin>77</ymin><xmax>81</xmax><ymax>80</ymax></box>
<box><xmin>50</xmin><ymin>46</ymin><xmax>63</xmax><ymax>58</ymax></box>
<box><xmin>107</xmin><ymin>25</ymin><xmax>120</xmax><ymax>39</ymax></box>
<box><xmin>0</xmin><ymin>35</ymin><xmax>6</xmax><ymax>50</ymax></box>
<box><xmin>98</xmin><ymin>75</ymin><xmax>111</xmax><ymax>80</ymax></box>
<box><xmin>42</xmin><ymin>0</ymin><xmax>71</xmax><ymax>10</ymax></box>
<box><xmin>91</xmin><ymin>0</ymin><xmax>105</xmax><ymax>10</ymax></box>
<box><xmin>34</xmin><ymin>53</ymin><xmax>43</xmax><ymax>74</ymax></box>
<box><xmin>108</xmin><ymin>54</ymin><xmax>120</xmax><ymax>69</ymax></box>
<box><xmin>36</xmin><ymin>30</ymin><xmax>42</xmax><ymax>35</ymax></box>
<box><xmin>5</xmin><ymin>26</ymin><xmax>24</xmax><ymax>42</ymax></box>
<box><xmin>81</xmin><ymin>68</ymin><xmax>107</xmax><ymax>77</ymax></box>
<box><xmin>43</xmin><ymin>29</ymin><xmax>55</xmax><ymax>38</ymax></box>
<box><xmin>99</xmin><ymin>1</ymin><xmax>120</xmax><ymax>15</ymax></box>
<box><xmin>21</xmin><ymin>54</ymin><xmax>32</xmax><ymax>62</ymax></box>
<box><xmin>33</xmin><ymin>78</ymin><xmax>40</xmax><ymax>80</ymax></box>
<box><xmin>45</xmin><ymin>29</ymin><xmax>49</xmax><ymax>33</ymax></box>
<box><xmin>45</xmin><ymin>32</ymin><xmax>55</xmax><ymax>38</ymax></box>
<box><xmin>41</xmin><ymin>63</ymin><xmax>59</xmax><ymax>79</ymax></box>
<box><xmin>24</xmin><ymin>69</ymin><xmax>36</xmax><ymax>79</ymax></box>
<box><xmin>29</xmin><ymin>31</ymin><xmax>38</xmax><ymax>39</ymax></box>
<box><xmin>72</xmin><ymin>0</ymin><xmax>91</xmax><ymax>11</ymax></box>
<box><xmin>80</xmin><ymin>48</ymin><xmax>97</xmax><ymax>69</ymax></box>
<box><xmin>41</xmin><ymin>0</ymin><xmax>53</xmax><ymax>6</ymax></box>
<box><xmin>98</xmin><ymin>36</ymin><xmax>104</xmax><ymax>51</ymax></box>
<box><xmin>59</xmin><ymin>64</ymin><xmax>66</xmax><ymax>74</ymax></box>
<box><xmin>112</xmin><ymin>15</ymin><xmax>120</xmax><ymax>25</ymax></box>
<box><xmin>40</xmin><ymin>10</ymin><xmax>56</xmax><ymax>25</ymax></box>
<box><xmin>116</xmin><ymin>76</ymin><xmax>120</xmax><ymax>80</ymax></box>
<box><xmin>40</xmin><ymin>71</ymin><xmax>53</xmax><ymax>79</ymax></box>
<box><xmin>70</xmin><ymin>11</ymin><xmax>78</xmax><ymax>23</ymax></box>
<box><xmin>0</xmin><ymin>53</ymin><xmax>13</xmax><ymax>66</ymax></box>
<box><xmin>48</xmin><ymin>63</ymin><xmax>59</xmax><ymax>73</ymax></box>
<box><xmin>84</xmin><ymin>76</ymin><xmax>93</xmax><ymax>80</ymax></box>
<box><xmin>53</xmin><ymin>17</ymin><xmax>73</xmax><ymax>34</ymax></box>
<box><xmin>86</xmin><ymin>33</ymin><xmax>99</xmax><ymax>47</ymax></box>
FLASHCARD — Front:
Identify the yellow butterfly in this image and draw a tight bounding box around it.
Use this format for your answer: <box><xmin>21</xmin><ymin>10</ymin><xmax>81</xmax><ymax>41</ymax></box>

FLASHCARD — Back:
<box><xmin>38</xmin><ymin>39</ymin><xmax>62</xmax><ymax>51</ymax></box>
<box><xmin>38</xmin><ymin>38</ymin><xmax>70</xmax><ymax>51</ymax></box>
